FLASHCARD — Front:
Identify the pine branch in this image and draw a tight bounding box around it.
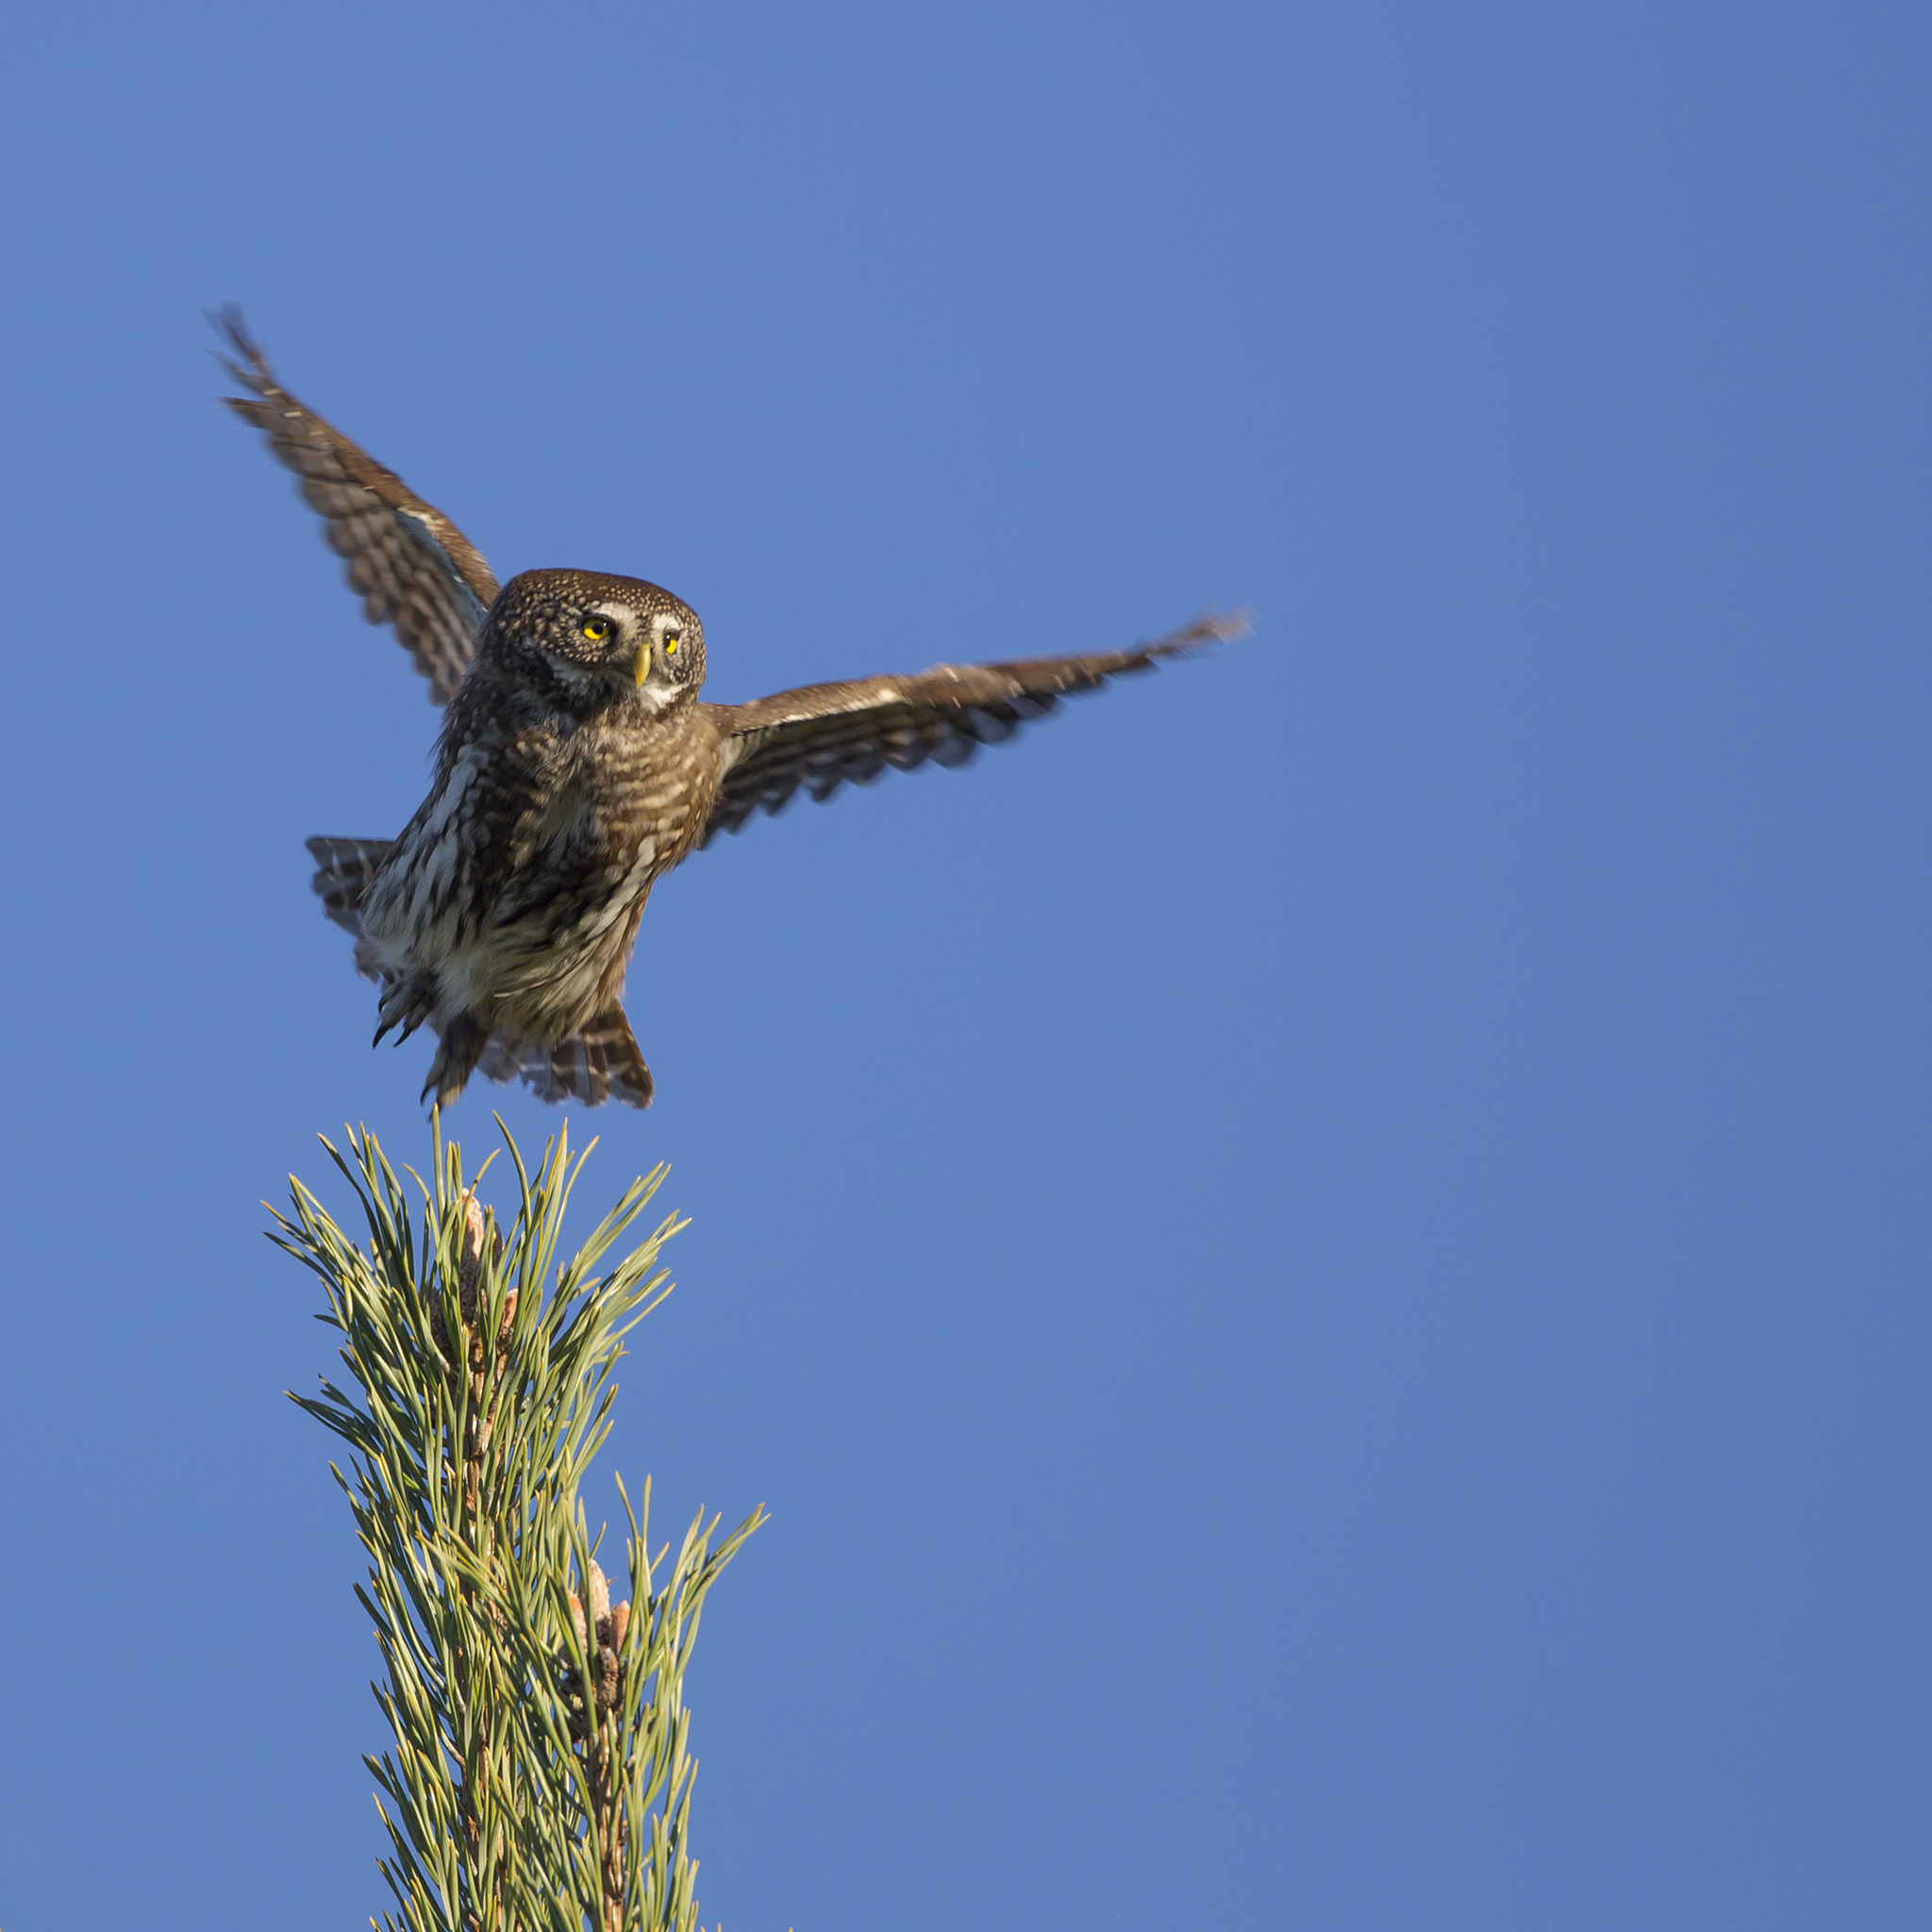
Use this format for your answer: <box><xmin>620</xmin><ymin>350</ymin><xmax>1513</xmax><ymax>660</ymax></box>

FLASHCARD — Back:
<box><xmin>269</xmin><ymin>1120</ymin><xmax>764</xmax><ymax>1932</ymax></box>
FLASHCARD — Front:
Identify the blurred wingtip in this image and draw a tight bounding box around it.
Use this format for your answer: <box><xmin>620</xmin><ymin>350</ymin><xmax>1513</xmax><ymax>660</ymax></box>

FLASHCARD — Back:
<box><xmin>205</xmin><ymin>302</ymin><xmax>273</xmax><ymax>397</ymax></box>
<box><xmin>1204</xmin><ymin>603</ymin><xmax>1257</xmax><ymax>644</ymax></box>
<box><xmin>1149</xmin><ymin>605</ymin><xmax>1257</xmax><ymax>658</ymax></box>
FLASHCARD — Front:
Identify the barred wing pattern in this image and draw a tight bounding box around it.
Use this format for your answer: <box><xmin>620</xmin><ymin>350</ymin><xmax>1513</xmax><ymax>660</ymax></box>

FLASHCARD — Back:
<box><xmin>216</xmin><ymin>309</ymin><xmax>498</xmax><ymax>704</ymax></box>
<box><xmin>699</xmin><ymin>610</ymin><xmax>1252</xmax><ymax>845</ymax></box>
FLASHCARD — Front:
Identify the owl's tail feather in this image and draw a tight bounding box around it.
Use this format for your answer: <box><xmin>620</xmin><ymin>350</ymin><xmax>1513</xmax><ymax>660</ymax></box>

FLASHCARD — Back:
<box><xmin>474</xmin><ymin>1008</ymin><xmax>655</xmax><ymax>1110</ymax></box>
<box><xmin>308</xmin><ymin>835</ymin><xmax>395</xmax><ymax>936</ymax></box>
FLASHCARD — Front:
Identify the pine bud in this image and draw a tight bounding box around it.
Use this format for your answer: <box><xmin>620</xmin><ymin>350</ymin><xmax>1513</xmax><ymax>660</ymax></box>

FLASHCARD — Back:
<box><xmin>458</xmin><ymin>1192</ymin><xmax>488</xmax><ymax>1323</ymax></box>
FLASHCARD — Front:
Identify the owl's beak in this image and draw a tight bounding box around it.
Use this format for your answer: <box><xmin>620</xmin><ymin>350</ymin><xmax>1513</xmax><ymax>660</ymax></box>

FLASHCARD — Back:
<box><xmin>633</xmin><ymin>641</ymin><xmax>651</xmax><ymax>687</ymax></box>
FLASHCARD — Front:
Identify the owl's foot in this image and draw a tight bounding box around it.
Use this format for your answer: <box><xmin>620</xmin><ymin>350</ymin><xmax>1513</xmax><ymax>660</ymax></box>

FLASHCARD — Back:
<box><xmin>421</xmin><ymin>1011</ymin><xmax>490</xmax><ymax>1108</ymax></box>
<box><xmin>374</xmin><ymin>969</ymin><xmax>437</xmax><ymax>1048</ymax></box>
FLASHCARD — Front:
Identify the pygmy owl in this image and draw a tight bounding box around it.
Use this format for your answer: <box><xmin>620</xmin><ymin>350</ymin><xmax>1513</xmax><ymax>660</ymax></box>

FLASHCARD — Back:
<box><xmin>220</xmin><ymin>313</ymin><xmax>1248</xmax><ymax>1108</ymax></box>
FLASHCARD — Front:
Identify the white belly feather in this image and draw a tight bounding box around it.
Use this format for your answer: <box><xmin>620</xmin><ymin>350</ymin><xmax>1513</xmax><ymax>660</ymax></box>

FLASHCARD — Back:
<box><xmin>360</xmin><ymin>745</ymin><xmax>659</xmax><ymax>1033</ymax></box>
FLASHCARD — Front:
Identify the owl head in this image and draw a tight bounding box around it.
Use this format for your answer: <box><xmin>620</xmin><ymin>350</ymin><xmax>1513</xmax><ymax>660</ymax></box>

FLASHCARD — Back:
<box><xmin>488</xmin><ymin>569</ymin><xmax>707</xmax><ymax>713</ymax></box>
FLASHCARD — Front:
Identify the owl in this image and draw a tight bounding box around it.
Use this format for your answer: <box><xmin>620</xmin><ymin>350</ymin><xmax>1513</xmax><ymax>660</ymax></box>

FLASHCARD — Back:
<box><xmin>219</xmin><ymin>313</ymin><xmax>1248</xmax><ymax>1109</ymax></box>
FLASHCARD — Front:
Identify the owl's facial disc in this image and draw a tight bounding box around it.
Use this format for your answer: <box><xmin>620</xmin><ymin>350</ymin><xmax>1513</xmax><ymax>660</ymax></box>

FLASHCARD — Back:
<box><xmin>525</xmin><ymin>587</ymin><xmax>700</xmax><ymax>710</ymax></box>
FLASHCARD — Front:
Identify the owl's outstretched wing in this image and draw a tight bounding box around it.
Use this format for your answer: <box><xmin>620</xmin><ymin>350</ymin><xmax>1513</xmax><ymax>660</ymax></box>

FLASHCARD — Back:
<box><xmin>697</xmin><ymin>610</ymin><xmax>1251</xmax><ymax>846</ymax></box>
<box><xmin>214</xmin><ymin>308</ymin><xmax>498</xmax><ymax>705</ymax></box>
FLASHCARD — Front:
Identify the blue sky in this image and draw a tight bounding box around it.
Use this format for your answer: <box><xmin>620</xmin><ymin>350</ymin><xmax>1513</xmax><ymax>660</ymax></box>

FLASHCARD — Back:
<box><xmin>0</xmin><ymin>3</ymin><xmax>1925</xmax><ymax>1926</ymax></box>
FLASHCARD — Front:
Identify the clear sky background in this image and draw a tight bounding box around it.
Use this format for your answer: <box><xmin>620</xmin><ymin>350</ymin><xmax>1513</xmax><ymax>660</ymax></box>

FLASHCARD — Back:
<box><xmin>0</xmin><ymin>3</ymin><xmax>1925</xmax><ymax>1926</ymax></box>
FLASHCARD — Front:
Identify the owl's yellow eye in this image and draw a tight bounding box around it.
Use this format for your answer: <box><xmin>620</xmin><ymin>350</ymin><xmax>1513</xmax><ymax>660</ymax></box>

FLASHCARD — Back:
<box><xmin>664</xmin><ymin>630</ymin><xmax>680</xmax><ymax>656</ymax></box>
<box><xmin>581</xmin><ymin>617</ymin><xmax>611</xmax><ymax>642</ymax></box>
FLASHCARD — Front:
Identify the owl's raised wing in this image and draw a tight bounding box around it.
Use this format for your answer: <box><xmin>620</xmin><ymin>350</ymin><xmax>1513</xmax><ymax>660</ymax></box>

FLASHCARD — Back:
<box><xmin>698</xmin><ymin>610</ymin><xmax>1251</xmax><ymax>847</ymax></box>
<box><xmin>215</xmin><ymin>309</ymin><xmax>498</xmax><ymax>705</ymax></box>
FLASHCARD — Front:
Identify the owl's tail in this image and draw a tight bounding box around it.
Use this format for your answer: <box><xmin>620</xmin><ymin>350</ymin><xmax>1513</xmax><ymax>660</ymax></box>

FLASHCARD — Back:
<box><xmin>475</xmin><ymin>1008</ymin><xmax>655</xmax><ymax>1110</ymax></box>
<box><xmin>307</xmin><ymin>835</ymin><xmax>395</xmax><ymax>935</ymax></box>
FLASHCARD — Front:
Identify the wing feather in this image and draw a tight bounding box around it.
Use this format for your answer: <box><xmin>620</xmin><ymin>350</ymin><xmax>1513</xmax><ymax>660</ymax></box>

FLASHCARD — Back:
<box><xmin>214</xmin><ymin>308</ymin><xmax>498</xmax><ymax>705</ymax></box>
<box><xmin>697</xmin><ymin>610</ymin><xmax>1251</xmax><ymax>845</ymax></box>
